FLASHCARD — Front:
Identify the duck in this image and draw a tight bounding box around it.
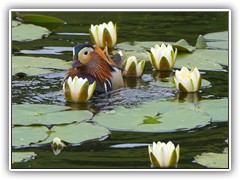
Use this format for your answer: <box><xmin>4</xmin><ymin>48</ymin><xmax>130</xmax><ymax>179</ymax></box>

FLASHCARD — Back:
<box><xmin>64</xmin><ymin>43</ymin><xmax>124</xmax><ymax>94</ymax></box>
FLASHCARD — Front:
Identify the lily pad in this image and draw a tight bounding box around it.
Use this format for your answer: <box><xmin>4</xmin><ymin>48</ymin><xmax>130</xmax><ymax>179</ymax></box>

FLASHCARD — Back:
<box><xmin>12</xmin><ymin>22</ymin><xmax>50</xmax><ymax>41</ymax></box>
<box><xmin>115</xmin><ymin>41</ymin><xmax>166</xmax><ymax>51</ymax></box>
<box><xmin>12</xmin><ymin>20</ymin><xmax>21</xmax><ymax>27</ymax></box>
<box><xmin>12</xmin><ymin>152</ymin><xmax>37</xmax><ymax>164</ymax></box>
<box><xmin>204</xmin><ymin>31</ymin><xmax>228</xmax><ymax>41</ymax></box>
<box><xmin>197</xmin><ymin>99</ymin><xmax>228</xmax><ymax>122</ymax></box>
<box><xmin>172</xmin><ymin>39</ymin><xmax>196</xmax><ymax>52</ymax></box>
<box><xmin>115</xmin><ymin>39</ymin><xmax>195</xmax><ymax>53</ymax></box>
<box><xmin>203</xmin><ymin>31</ymin><xmax>228</xmax><ymax>50</ymax></box>
<box><xmin>194</xmin><ymin>149</ymin><xmax>228</xmax><ymax>168</ymax></box>
<box><xmin>93</xmin><ymin>100</ymin><xmax>211</xmax><ymax>133</ymax></box>
<box><xmin>195</xmin><ymin>35</ymin><xmax>207</xmax><ymax>49</ymax></box>
<box><xmin>175</xmin><ymin>49</ymin><xmax>228</xmax><ymax>71</ymax></box>
<box><xmin>41</xmin><ymin>122</ymin><xmax>110</xmax><ymax>145</ymax></box>
<box><xmin>206</xmin><ymin>41</ymin><xmax>228</xmax><ymax>50</ymax></box>
<box><xmin>12</xmin><ymin>126</ymin><xmax>49</xmax><ymax>147</ymax></box>
<box><xmin>120</xmin><ymin>50</ymin><xmax>150</xmax><ymax>61</ymax></box>
<box><xmin>13</xmin><ymin>104</ymin><xmax>93</xmax><ymax>126</ymax></box>
<box><xmin>16</xmin><ymin>12</ymin><xmax>65</xmax><ymax>30</ymax></box>
<box><xmin>12</xmin><ymin>56</ymin><xmax>71</xmax><ymax>76</ymax></box>
<box><xmin>150</xmin><ymin>78</ymin><xmax>211</xmax><ymax>89</ymax></box>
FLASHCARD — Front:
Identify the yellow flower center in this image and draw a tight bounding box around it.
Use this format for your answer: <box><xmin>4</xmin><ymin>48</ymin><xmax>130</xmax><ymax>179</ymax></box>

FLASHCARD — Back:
<box><xmin>181</xmin><ymin>73</ymin><xmax>191</xmax><ymax>79</ymax></box>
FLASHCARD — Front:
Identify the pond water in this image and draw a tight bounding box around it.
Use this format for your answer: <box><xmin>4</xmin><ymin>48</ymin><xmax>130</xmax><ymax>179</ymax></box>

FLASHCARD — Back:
<box><xmin>11</xmin><ymin>11</ymin><xmax>229</xmax><ymax>169</ymax></box>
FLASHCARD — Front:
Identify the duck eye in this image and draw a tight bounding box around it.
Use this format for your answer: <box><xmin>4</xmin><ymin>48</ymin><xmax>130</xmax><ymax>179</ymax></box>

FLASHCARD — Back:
<box><xmin>84</xmin><ymin>51</ymin><xmax>88</xmax><ymax>55</ymax></box>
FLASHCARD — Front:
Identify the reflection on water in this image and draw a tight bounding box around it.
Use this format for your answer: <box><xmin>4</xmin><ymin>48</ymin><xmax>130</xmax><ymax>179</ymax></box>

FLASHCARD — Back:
<box><xmin>176</xmin><ymin>92</ymin><xmax>202</xmax><ymax>104</ymax></box>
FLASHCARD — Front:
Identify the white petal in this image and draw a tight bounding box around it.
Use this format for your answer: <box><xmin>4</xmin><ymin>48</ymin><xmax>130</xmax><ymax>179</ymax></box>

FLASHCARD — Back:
<box><xmin>179</xmin><ymin>66</ymin><xmax>191</xmax><ymax>77</ymax></box>
<box><xmin>136</xmin><ymin>60</ymin><xmax>145</xmax><ymax>77</ymax></box>
<box><xmin>90</xmin><ymin>25</ymin><xmax>99</xmax><ymax>45</ymax></box>
<box><xmin>160</xmin><ymin>44</ymin><xmax>167</xmax><ymax>51</ymax></box>
<box><xmin>106</xmin><ymin>21</ymin><xmax>117</xmax><ymax>45</ymax></box>
<box><xmin>87</xmin><ymin>81</ymin><xmax>96</xmax><ymax>100</ymax></box>
<box><xmin>97</xmin><ymin>25</ymin><xmax>105</xmax><ymax>47</ymax></box>
<box><xmin>192</xmin><ymin>67</ymin><xmax>200</xmax><ymax>80</ymax></box>
<box><xmin>124</xmin><ymin>56</ymin><xmax>137</xmax><ymax>71</ymax></box>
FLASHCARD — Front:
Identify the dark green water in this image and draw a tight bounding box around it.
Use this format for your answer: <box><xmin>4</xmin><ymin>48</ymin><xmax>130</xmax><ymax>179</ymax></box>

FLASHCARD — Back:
<box><xmin>11</xmin><ymin>11</ymin><xmax>229</xmax><ymax>169</ymax></box>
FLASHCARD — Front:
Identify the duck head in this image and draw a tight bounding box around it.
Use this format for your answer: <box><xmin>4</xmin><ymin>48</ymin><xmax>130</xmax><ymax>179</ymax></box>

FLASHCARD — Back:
<box><xmin>70</xmin><ymin>44</ymin><xmax>113</xmax><ymax>83</ymax></box>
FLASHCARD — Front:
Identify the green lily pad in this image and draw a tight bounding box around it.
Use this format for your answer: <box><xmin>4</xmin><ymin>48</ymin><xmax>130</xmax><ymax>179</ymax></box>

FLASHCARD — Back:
<box><xmin>172</xmin><ymin>39</ymin><xmax>196</xmax><ymax>52</ymax></box>
<box><xmin>175</xmin><ymin>49</ymin><xmax>228</xmax><ymax>71</ymax></box>
<box><xmin>150</xmin><ymin>78</ymin><xmax>211</xmax><ymax>89</ymax></box>
<box><xmin>16</xmin><ymin>12</ymin><xmax>65</xmax><ymax>30</ymax></box>
<box><xmin>12</xmin><ymin>126</ymin><xmax>49</xmax><ymax>147</ymax></box>
<box><xmin>120</xmin><ymin>50</ymin><xmax>150</xmax><ymax>61</ymax></box>
<box><xmin>206</xmin><ymin>41</ymin><xmax>228</xmax><ymax>50</ymax></box>
<box><xmin>115</xmin><ymin>41</ymin><xmax>167</xmax><ymax>51</ymax></box>
<box><xmin>204</xmin><ymin>31</ymin><xmax>228</xmax><ymax>41</ymax></box>
<box><xmin>12</xmin><ymin>56</ymin><xmax>71</xmax><ymax>76</ymax></box>
<box><xmin>41</xmin><ymin>122</ymin><xmax>110</xmax><ymax>145</ymax></box>
<box><xmin>204</xmin><ymin>31</ymin><xmax>228</xmax><ymax>50</ymax></box>
<box><xmin>12</xmin><ymin>152</ymin><xmax>37</xmax><ymax>164</ymax></box>
<box><xmin>197</xmin><ymin>99</ymin><xmax>228</xmax><ymax>122</ymax></box>
<box><xmin>115</xmin><ymin>39</ymin><xmax>195</xmax><ymax>53</ymax></box>
<box><xmin>12</xmin><ymin>20</ymin><xmax>21</xmax><ymax>27</ymax></box>
<box><xmin>12</xmin><ymin>22</ymin><xmax>50</xmax><ymax>41</ymax></box>
<box><xmin>94</xmin><ymin>100</ymin><xmax>211</xmax><ymax>133</ymax></box>
<box><xmin>195</xmin><ymin>35</ymin><xmax>207</xmax><ymax>49</ymax></box>
<box><xmin>13</xmin><ymin>104</ymin><xmax>93</xmax><ymax>126</ymax></box>
<box><xmin>194</xmin><ymin>149</ymin><xmax>228</xmax><ymax>168</ymax></box>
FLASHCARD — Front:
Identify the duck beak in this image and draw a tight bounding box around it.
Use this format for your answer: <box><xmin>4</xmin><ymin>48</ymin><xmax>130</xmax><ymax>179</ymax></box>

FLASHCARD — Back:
<box><xmin>72</xmin><ymin>60</ymin><xmax>82</xmax><ymax>69</ymax></box>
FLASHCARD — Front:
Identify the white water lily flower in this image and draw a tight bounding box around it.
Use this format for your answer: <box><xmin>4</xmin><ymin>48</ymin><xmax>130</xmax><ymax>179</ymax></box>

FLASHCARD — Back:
<box><xmin>51</xmin><ymin>137</ymin><xmax>66</xmax><ymax>156</ymax></box>
<box><xmin>149</xmin><ymin>44</ymin><xmax>177</xmax><ymax>70</ymax></box>
<box><xmin>63</xmin><ymin>76</ymin><xmax>96</xmax><ymax>103</ymax></box>
<box><xmin>174</xmin><ymin>66</ymin><xmax>202</xmax><ymax>92</ymax></box>
<box><xmin>122</xmin><ymin>56</ymin><xmax>145</xmax><ymax>77</ymax></box>
<box><xmin>148</xmin><ymin>141</ymin><xmax>180</xmax><ymax>168</ymax></box>
<box><xmin>89</xmin><ymin>21</ymin><xmax>117</xmax><ymax>48</ymax></box>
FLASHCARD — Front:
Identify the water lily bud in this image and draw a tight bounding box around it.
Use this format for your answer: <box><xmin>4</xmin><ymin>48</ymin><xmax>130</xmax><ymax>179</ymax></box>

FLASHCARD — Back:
<box><xmin>148</xmin><ymin>141</ymin><xmax>180</xmax><ymax>168</ymax></box>
<box><xmin>51</xmin><ymin>137</ymin><xmax>66</xmax><ymax>156</ymax></box>
<box><xmin>89</xmin><ymin>21</ymin><xmax>117</xmax><ymax>48</ymax></box>
<box><xmin>63</xmin><ymin>76</ymin><xmax>96</xmax><ymax>103</ymax></box>
<box><xmin>122</xmin><ymin>56</ymin><xmax>145</xmax><ymax>77</ymax></box>
<box><xmin>174</xmin><ymin>66</ymin><xmax>202</xmax><ymax>92</ymax></box>
<box><xmin>149</xmin><ymin>44</ymin><xmax>177</xmax><ymax>71</ymax></box>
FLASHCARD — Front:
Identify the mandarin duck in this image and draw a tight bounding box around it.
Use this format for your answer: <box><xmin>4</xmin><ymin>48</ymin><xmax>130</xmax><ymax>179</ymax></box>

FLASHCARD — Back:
<box><xmin>64</xmin><ymin>43</ymin><xmax>124</xmax><ymax>94</ymax></box>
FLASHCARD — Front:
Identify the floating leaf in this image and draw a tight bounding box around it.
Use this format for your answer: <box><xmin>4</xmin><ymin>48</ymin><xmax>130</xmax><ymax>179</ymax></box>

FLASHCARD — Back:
<box><xmin>115</xmin><ymin>41</ymin><xmax>167</xmax><ymax>51</ymax></box>
<box><xmin>174</xmin><ymin>49</ymin><xmax>228</xmax><ymax>71</ymax></box>
<box><xmin>172</xmin><ymin>39</ymin><xmax>196</xmax><ymax>52</ymax></box>
<box><xmin>12</xmin><ymin>126</ymin><xmax>49</xmax><ymax>147</ymax></box>
<box><xmin>204</xmin><ymin>31</ymin><xmax>228</xmax><ymax>50</ymax></box>
<box><xmin>194</xmin><ymin>149</ymin><xmax>228</xmax><ymax>168</ymax></box>
<box><xmin>195</xmin><ymin>35</ymin><xmax>207</xmax><ymax>49</ymax></box>
<box><xmin>120</xmin><ymin>50</ymin><xmax>150</xmax><ymax>61</ymax></box>
<box><xmin>12</xmin><ymin>152</ymin><xmax>37</xmax><ymax>164</ymax></box>
<box><xmin>94</xmin><ymin>100</ymin><xmax>211</xmax><ymax>133</ymax></box>
<box><xmin>12</xmin><ymin>23</ymin><xmax>50</xmax><ymax>41</ymax></box>
<box><xmin>12</xmin><ymin>20</ymin><xmax>21</xmax><ymax>27</ymax></box>
<box><xmin>204</xmin><ymin>31</ymin><xmax>228</xmax><ymax>41</ymax></box>
<box><xmin>143</xmin><ymin>115</ymin><xmax>162</xmax><ymax>124</ymax></box>
<box><xmin>12</xmin><ymin>56</ymin><xmax>71</xmax><ymax>76</ymax></box>
<box><xmin>115</xmin><ymin>39</ymin><xmax>194</xmax><ymax>52</ymax></box>
<box><xmin>40</xmin><ymin>122</ymin><xmax>110</xmax><ymax>145</ymax></box>
<box><xmin>16</xmin><ymin>12</ymin><xmax>65</xmax><ymax>30</ymax></box>
<box><xmin>13</xmin><ymin>104</ymin><xmax>93</xmax><ymax>126</ymax></box>
<box><xmin>150</xmin><ymin>78</ymin><xmax>211</xmax><ymax>89</ymax></box>
<box><xmin>206</xmin><ymin>41</ymin><xmax>228</xmax><ymax>50</ymax></box>
<box><xmin>197</xmin><ymin>99</ymin><xmax>228</xmax><ymax>122</ymax></box>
